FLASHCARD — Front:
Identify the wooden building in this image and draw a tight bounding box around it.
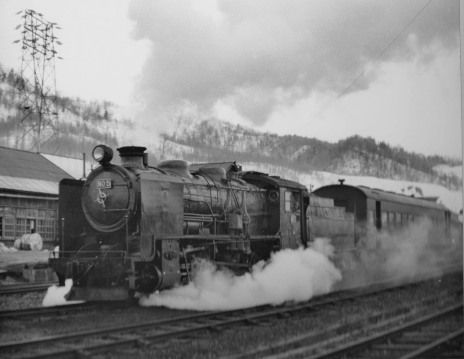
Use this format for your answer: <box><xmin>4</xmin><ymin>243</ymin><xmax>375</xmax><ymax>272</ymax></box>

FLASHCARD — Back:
<box><xmin>0</xmin><ymin>146</ymin><xmax>73</xmax><ymax>248</ymax></box>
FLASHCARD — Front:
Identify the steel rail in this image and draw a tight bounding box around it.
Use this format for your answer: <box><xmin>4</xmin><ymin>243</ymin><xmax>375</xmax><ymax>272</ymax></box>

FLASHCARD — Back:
<box><xmin>0</xmin><ymin>282</ymin><xmax>53</xmax><ymax>295</ymax></box>
<box><xmin>0</xmin><ymin>301</ymin><xmax>128</xmax><ymax>319</ymax></box>
<box><xmin>0</xmin><ymin>269</ymin><xmax>439</xmax><ymax>321</ymax></box>
<box><xmin>399</xmin><ymin>327</ymin><xmax>464</xmax><ymax>359</ymax></box>
<box><xmin>223</xmin><ymin>288</ymin><xmax>463</xmax><ymax>359</ymax></box>
<box><xmin>0</xmin><ymin>274</ymin><xmax>460</xmax><ymax>359</ymax></box>
<box><xmin>307</xmin><ymin>304</ymin><xmax>463</xmax><ymax>359</ymax></box>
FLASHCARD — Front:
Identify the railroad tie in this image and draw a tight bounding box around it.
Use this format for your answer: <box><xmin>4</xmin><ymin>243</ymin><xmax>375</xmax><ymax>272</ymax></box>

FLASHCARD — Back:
<box><xmin>135</xmin><ymin>338</ymin><xmax>151</xmax><ymax>347</ymax></box>
<box><xmin>372</xmin><ymin>343</ymin><xmax>419</xmax><ymax>351</ymax></box>
<box><xmin>75</xmin><ymin>349</ymin><xmax>92</xmax><ymax>358</ymax></box>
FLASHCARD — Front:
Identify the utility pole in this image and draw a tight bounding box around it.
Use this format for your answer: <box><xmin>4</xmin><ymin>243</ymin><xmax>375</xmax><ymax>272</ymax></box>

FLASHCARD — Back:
<box><xmin>459</xmin><ymin>0</ymin><xmax>464</xmax><ymax>325</ymax></box>
<box><xmin>14</xmin><ymin>9</ymin><xmax>62</xmax><ymax>152</ymax></box>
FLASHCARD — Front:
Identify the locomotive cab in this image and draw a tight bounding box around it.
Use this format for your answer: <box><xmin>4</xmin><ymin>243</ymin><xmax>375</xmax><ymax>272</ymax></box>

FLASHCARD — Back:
<box><xmin>241</xmin><ymin>172</ymin><xmax>309</xmax><ymax>250</ymax></box>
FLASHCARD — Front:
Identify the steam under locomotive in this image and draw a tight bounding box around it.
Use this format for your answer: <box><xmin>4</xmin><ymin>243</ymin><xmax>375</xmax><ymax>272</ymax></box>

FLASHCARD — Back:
<box><xmin>49</xmin><ymin>145</ymin><xmax>462</xmax><ymax>301</ymax></box>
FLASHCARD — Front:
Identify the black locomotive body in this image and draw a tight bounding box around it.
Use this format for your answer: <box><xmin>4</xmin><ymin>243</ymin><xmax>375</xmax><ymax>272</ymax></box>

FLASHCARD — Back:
<box><xmin>50</xmin><ymin>145</ymin><xmax>315</xmax><ymax>300</ymax></box>
<box><xmin>50</xmin><ymin>145</ymin><xmax>462</xmax><ymax>301</ymax></box>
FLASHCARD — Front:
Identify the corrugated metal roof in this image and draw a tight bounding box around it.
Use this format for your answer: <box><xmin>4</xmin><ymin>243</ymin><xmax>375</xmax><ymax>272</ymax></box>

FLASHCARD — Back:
<box><xmin>0</xmin><ymin>146</ymin><xmax>72</xmax><ymax>182</ymax></box>
<box><xmin>0</xmin><ymin>174</ymin><xmax>58</xmax><ymax>195</ymax></box>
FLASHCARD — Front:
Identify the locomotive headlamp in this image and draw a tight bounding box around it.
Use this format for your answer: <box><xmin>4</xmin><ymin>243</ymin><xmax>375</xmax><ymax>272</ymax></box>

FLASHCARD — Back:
<box><xmin>92</xmin><ymin>145</ymin><xmax>113</xmax><ymax>165</ymax></box>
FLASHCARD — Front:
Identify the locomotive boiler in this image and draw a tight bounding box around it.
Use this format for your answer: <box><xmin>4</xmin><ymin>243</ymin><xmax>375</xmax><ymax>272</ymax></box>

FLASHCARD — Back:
<box><xmin>50</xmin><ymin>145</ymin><xmax>313</xmax><ymax>300</ymax></box>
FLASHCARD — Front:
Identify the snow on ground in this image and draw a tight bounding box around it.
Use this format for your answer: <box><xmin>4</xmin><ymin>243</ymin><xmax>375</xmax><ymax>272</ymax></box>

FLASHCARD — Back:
<box><xmin>433</xmin><ymin>164</ymin><xmax>462</xmax><ymax>179</ymax></box>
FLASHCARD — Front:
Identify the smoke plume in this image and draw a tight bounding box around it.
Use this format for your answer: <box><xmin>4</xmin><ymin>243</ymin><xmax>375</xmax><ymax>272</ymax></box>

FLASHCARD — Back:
<box><xmin>128</xmin><ymin>0</ymin><xmax>459</xmax><ymax>126</ymax></box>
<box><xmin>139</xmin><ymin>238</ymin><xmax>341</xmax><ymax>310</ymax></box>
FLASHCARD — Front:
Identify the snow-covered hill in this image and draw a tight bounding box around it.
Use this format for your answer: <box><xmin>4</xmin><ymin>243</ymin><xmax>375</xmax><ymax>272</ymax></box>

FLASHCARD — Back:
<box><xmin>151</xmin><ymin>139</ymin><xmax>462</xmax><ymax>213</ymax></box>
<box><xmin>157</xmin><ymin>115</ymin><xmax>461</xmax><ymax>191</ymax></box>
<box><xmin>433</xmin><ymin>164</ymin><xmax>462</xmax><ymax>179</ymax></box>
<box><xmin>0</xmin><ymin>66</ymin><xmax>133</xmax><ymax>157</ymax></box>
<box><xmin>1</xmin><ymin>65</ymin><xmax>460</xmax><ymax>212</ymax></box>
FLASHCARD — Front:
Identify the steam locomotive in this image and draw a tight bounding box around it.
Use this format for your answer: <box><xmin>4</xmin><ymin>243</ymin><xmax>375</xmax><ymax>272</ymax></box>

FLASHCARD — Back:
<box><xmin>49</xmin><ymin>145</ymin><xmax>462</xmax><ymax>301</ymax></box>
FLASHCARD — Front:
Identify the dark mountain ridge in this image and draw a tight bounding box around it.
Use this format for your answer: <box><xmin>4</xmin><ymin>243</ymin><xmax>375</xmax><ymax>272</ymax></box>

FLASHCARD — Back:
<box><xmin>162</xmin><ymin>117</ymin><xmax>461</xmax><ymax>190</ymax></box>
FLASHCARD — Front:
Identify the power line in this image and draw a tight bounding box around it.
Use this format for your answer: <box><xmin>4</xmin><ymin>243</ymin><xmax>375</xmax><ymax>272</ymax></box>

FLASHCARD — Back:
<box><xmin>316</xmin><ymin>0</ymin><xmax>434</xmax><ymax>118</ymax></box>
<box><xmin>336</xmin><ymin>0</ymin><xmax>433</xmax><ymax>100</ymax></box>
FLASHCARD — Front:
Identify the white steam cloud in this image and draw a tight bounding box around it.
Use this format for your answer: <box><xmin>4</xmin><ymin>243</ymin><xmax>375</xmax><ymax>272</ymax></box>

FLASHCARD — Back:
<box><xmin>341</xmin><ymin>218</ymin><xmax>462</xmax><ymax>288</ymax></box>
<box><xmin>128</xmin><ymin>0</ymin><xmax>459</xmax><ymax>126</ymax></box>
<box><xmin>139</xmin><ymin>238</ymin><xmax>341</xmax><ymax>311</ymax></box>
<box><xmin>42</xmin><ymin>279</ymin><xmax>83</xmax><ymax>307</ymax></box>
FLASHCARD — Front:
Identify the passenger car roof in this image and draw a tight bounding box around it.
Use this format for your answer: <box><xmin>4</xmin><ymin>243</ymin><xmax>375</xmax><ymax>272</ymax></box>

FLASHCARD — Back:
<box><xmin>315</xmin><ymin>184</ymin><xmax>448</xmax><ymax>211</ymax></box>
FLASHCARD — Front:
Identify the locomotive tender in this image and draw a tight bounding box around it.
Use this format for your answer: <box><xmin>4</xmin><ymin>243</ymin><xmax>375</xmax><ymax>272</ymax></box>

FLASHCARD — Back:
<box><xmin>50</xmin><ymin>144</ymin><xmax>461</xmax><ymax>300</ymax></box>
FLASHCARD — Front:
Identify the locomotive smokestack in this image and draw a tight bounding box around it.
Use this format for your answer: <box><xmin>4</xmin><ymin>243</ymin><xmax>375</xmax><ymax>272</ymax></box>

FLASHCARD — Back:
<box><xmin>117</xmin><ymin>146</ymin><xmax>147</xmax><ymax>169</ymax></box>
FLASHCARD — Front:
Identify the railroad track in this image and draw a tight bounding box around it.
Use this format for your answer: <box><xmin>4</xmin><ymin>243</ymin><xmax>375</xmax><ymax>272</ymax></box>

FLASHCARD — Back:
<box><xmin>0</xmin><ymin>301</ymin><xmax>129</xmax><ymax>319</ymax></box>
<box><xmin>308</xmin><ymin>304</ymin><xmax>463</xmax><ymax>359</ymax></box>
<box><xmin>0</xmin><ymin>282</ymin><xmax>54</xmax><ymax>295</ymax></box>
<box><xmin>223</xmin><ymin>283</ymin><xmax>462</xmax><ymax>359</ymax></box>
<box><xmin>0</xmin><ymin>275</ymin><xmax>460</xmax><ymax>359</ymax></box>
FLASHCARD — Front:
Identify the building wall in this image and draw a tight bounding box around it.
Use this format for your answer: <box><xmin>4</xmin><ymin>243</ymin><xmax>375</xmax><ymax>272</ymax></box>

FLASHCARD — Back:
<box><xmin>0</xmin><ymin>194</ymin><xmax>57</xmax><ymax>247</ymax></box>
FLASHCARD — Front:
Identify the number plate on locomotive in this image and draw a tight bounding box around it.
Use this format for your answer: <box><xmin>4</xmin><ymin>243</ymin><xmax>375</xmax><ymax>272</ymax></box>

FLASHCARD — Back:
<box><xmin>96</xmin><ymin>179</ymin><xmax>112</xmax><ymax>189</ymax></box>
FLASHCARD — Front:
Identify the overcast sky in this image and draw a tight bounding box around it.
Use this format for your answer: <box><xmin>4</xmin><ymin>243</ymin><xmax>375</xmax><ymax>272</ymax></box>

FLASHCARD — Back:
<box><xmin>0</xmin><ymin>0</ymin><xmax>461</xmax><ymax>158</ymax></box>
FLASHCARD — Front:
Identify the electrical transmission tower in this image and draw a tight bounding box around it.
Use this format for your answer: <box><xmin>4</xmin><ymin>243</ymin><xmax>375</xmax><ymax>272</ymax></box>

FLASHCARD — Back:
<box><xmin>14</xmin><ymin>9</ymin><xmax>62</xmax><ymax>152</ymax></box>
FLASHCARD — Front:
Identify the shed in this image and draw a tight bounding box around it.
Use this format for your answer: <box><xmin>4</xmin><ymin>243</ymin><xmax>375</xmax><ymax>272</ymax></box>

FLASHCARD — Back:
<box><xmin>0</xmin><ymin>146</ymin><xmax>73</xmax><ymax>247</ymax></box>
